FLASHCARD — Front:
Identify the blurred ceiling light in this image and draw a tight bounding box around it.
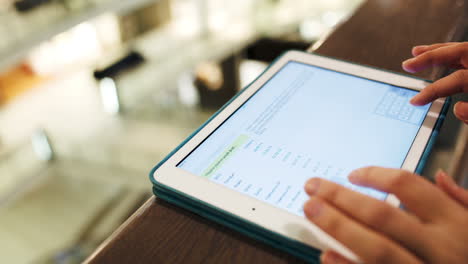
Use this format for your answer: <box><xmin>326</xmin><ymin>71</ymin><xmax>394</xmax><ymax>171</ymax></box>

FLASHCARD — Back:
<box><xmin>318</xmin><ymin>0</ymin><xmax>347</xmax><ymax>9</ymax></box>
<box><xmin>170</xmin><ymin>0</ymin><xmax>201</xmax><ymax>37</ymax></box>
<box><xmin>321</xmin><ymin>11</ymin><xmax>345</xmax><ymax>27</ymax></box>
<box><xmin>31</xmin><ymin>130</ymin><xmax>53</xmax><ymax>161</ymax></box>
<box><xmin>26</xmin><ymin>14</ymin><xmax>120</xmax><ymax>76</ymax></box>
<box><xmin>27</xmin><ymin>21</ymin><xmax>101</xmax><ymax>75</ymax></box>
<box><xmin>239</xmin><ymin>60</ymin><xmax>267</xmax><ymax>88</ymax></box>
<box><xmin>177</xmin><ymin>71</ymin><xmax>199</xmax><ymax>107</ymax></box>
<box><xmin>93</xmin><ymin>13</ymin><xmax>121</xmax><ymax>50</ymax></box>
<box><xmin>299</xmin><ymin>19</ymin><xmax>326</xmax><ymax>41</ymax></box>
<box><xmin>276</xmin><ymin>7</ymin><xmax>295</xmax><ymax>24</ymax></box>
<box><xmin>99</xmin><ymin>77</ymin><xmax>120</xmax><ymax>115</ymax></box>
<box><xmin>208</xmin><ymin>12</ymin><xmax>228</xmax><ymax>32</ymax></box>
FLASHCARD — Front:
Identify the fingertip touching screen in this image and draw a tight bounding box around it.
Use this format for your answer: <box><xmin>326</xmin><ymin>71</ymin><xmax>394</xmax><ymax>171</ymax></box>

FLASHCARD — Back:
<box><xmin>177</xmin><ymin>61</ymin><xmax>431</xmax><ymax>216</ymax></box>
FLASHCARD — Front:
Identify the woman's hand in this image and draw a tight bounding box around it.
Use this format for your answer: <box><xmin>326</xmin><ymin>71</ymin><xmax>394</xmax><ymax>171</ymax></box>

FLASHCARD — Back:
<box><xmin>303</xmin><ymin>167</ymin><xmax>468</xmax><ymax>264</ymax></box>
<box><xmin>302</xmin><ymin>43</ymin><xmax>468</xmax><ymax>263</ymax></box>
<box><xmin>435</xmin><ymin>170</ymin><xmax>468</xmax><ymax>207</ymax></box>
<box><xmin>402</xmin><ymin>42</ymin><xmax>468</xmax><ymax>124</ymax></box>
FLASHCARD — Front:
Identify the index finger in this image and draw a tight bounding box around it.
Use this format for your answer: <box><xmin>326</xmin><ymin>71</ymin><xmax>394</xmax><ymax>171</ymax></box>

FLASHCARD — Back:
<box><xmin>305</xmin><ymin>178</ymin><xmax>428</xmax><ymax>256</ymax></box>
<box><xmin>348</xmin><ymin>167</ymin><xmax>460</xmax><ymax>221</ymax></box>
<box><xmin>410</xmin><ymin>70</ymin><xmax>468</xmax><ymax>105</ymax></box>
<box><xmin>411</xmin><ymin>43</ymin><xmax>459</xmax><ymax>57</ymax></box>
<box><xmin>402</xmin><ymin>43</ymin><xmax>467</xmax><ymax>73</ymax></box>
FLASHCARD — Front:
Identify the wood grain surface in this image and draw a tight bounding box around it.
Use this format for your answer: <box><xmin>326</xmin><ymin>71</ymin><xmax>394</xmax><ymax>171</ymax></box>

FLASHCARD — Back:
<box><xmin>313</xmin><ymin>0</ymin><xmax>468</xmax><ymax>81</ymax></box>
<box><xmin>86</xmin><ymin>1</ymin><xmax>468</xmax><ymax>263</ymax></box>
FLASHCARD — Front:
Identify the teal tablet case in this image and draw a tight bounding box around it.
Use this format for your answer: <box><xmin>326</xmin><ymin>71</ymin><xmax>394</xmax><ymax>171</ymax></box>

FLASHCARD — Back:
<box><xmin>149</xmin><ymin>51</ymin><xmax>451</xmax><ymax>263</ymax></box>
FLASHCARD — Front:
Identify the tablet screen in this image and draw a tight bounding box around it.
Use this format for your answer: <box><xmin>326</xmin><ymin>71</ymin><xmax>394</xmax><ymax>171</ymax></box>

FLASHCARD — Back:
<box><xmin>178</xmin><ymin>61</ymin><xmax>431</xmax><ymax>216</ymax></box>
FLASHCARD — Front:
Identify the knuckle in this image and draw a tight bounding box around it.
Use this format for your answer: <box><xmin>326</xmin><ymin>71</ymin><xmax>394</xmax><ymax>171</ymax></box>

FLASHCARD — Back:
<box><xmin>454</xmin><ymin>69</ymin><xmax>468</xmax><ymax>81</ymax></box>
<box><xmin>430</xmin><ymin>86</ymin><xmax>441</xmax><ymax>99</ymax></box>
<box><xmin>365</xmin><ymin>205</ymin><xmax>394</xmax><ymax>228</ymax></box>
<box><xmin>365</xmin><ymin>166</ymin><xmax>379</xmax><ymax>178</ymax></box>
<box><xmin>368</xmin><ymin>244</ymin><xmax>423</xmax><ymax>264</ymax></box>
<box><xmin>320</xmin><ymin>183</ymin><xmax>340</xmax><ymax>202</ymax></box>
<box><xmin>421</xmin><ymin>51</ymin><xmax>436</xmax><ymax>64</ymax></box>
<box><xmin>458</xmin><ymin>42</ymin><xmax>468</xmax><ymax>53</ymax></box>
<box><xmin>386</xmin><ymin>171</ymin><xmax>411</xmax><ymax>190</ymax></box>
<box><xmin>422</xmin><ymin>81</ymin><xmax>440</xmax><ymax>97</ymax></box>
<box><xmin>452</xmin><ymin>70</ymin><xmax>468</xmax><ymax>93</ymax></box>
<box><xmin>458</xmin><ymin>43</ymin><xmax>468</xmax><ymax>68</ymax></box>
<box><xmin>369</xmin><ymin>244</ymin><xmax>394</xmax><ymax>264</ymax></box>
<box><xmin>453</xmin><ymin>70</ymin><xmax>468</xmax><ymax>85</ymax></box>
<box><xmin>323</xmin><ymin>216</ymin><xmax>346</xmax><ymax>239</ymax></box>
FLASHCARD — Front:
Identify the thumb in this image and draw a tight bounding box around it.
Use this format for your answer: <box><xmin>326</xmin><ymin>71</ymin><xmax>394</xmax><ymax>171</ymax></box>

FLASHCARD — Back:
<box><xmin>454</xmin><ymin>101</ymin><xmax>468</xmax><ymax>124</ymax></box>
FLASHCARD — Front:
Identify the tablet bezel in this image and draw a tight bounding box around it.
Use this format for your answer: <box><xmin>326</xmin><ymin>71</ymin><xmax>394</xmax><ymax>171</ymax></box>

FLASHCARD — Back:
<box><xmin>151</xmin><ymin>51</ymin><xmax>445</xmax><ymax>261</ymax></box>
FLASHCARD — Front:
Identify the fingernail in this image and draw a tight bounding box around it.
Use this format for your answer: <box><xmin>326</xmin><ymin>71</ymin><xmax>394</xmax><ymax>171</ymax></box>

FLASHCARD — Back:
<box><xmin>402</xmin><ymin>58</ymin><xmax>415</xmax><ymax>67</ymax></box>
<box><xmin>305</xmin><ymin>178</ymin><xmax>321</xmax><ymax>195</ymax></box>
<box><xmin>415</xmin><ymin>45</ymin><xmax>429</xmax><ymax>49</ymax></box>
<box><xmin>436</xmin><ymin>169</ymin><xmax>448</xmax><ymax>178</ymax></box>
<box><xmin>402</xmin><ymin>58</ymin><xmax>414</xmax><ymax>65</ymax></box>
<box><xmin>304</xmin><ymin>199</ymin><xmax>324</xmax><ymax>218</ymax></box>
<box><xmin>412</xmin><ymin>45</ymin><xmax>428</xmax><ymax>53</ymax></box>
<box><xmin>410</xmin><ymin>94</ymin><xmax>423</xmax><ymax>105</ymax></box>
<box><xmin>348</xmin><ymin>169</ymin><xmax>362</xmax><ymax>182</ymax></box>
<box><xmin>402</xmin><ymin>59</ymin><xmax>416</xmax><ymax>73</ymax></box>
<box><xmin>439</xmin><ymin>169</ymin><xmax>459</xmax><ymax>188</ymax></box>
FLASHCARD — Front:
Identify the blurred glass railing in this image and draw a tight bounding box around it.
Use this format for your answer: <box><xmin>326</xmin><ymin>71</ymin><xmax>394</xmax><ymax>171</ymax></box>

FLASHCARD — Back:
<box><xmin>0</xmin><ymin>130</ymin><xmax>52</xmax><ymax>206</ymax></box>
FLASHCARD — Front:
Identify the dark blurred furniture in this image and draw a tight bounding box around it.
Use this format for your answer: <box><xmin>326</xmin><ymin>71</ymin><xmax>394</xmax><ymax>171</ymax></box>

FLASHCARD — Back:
<box><xmin>14</xmin><ymin>0</ymin><xmax>54</xmax><ymax>12</ymax></box>
<box><xmin>93</xmin><ymin>51</ymin><xmax>145</xmax><ymax>80</ymax></box>
<box><xmin>85</xmin><ymin>1</ymin><xmax>468</xmax><ymax>263</ymax></box>
<box><xmin>246</xmin><ymin>38</ymin><xmax>311</xmax><ymax>63</ymax></box>
<box><xmin>196</xmin><ymin>53</ymin><xmax>242</xmax><ymax>109</ymax></box>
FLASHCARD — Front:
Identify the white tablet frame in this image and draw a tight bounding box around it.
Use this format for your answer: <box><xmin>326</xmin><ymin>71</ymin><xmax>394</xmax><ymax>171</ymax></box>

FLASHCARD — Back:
<box><xmin>151</xmin><ymin>51</ymin><xmax>446</xmax><ymax>262</ymax></box>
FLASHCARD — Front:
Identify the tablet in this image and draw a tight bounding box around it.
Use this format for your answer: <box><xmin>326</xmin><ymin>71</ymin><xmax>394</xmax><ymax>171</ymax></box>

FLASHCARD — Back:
<box><xmin>150</xmin><ymin>51</ymin><xmax>447</xmax><ymax>262</ymax></box>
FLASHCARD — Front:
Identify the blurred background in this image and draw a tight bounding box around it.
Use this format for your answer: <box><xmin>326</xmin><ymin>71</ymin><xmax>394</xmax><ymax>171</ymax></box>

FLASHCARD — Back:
<box><xmin>0</xmin><ymin>0</ymin><xmax>365</xmax><ymax>263</ymax></box>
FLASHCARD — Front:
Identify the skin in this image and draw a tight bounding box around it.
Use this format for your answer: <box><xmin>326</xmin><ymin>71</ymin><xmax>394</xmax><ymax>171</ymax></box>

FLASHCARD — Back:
<box><xmin>404</xmin><ymin>42</ymin><xmax>468</xmax><ymax>124</ymax></box>
<box><xmin>303</xmin><ymin>42</ymin><xmax>468</xmax><ymax>263</ymax></box>
<box><xmin>305</xmin><ymin>169</ymin><xmax>468</xmax><ymax>264</ymax></box>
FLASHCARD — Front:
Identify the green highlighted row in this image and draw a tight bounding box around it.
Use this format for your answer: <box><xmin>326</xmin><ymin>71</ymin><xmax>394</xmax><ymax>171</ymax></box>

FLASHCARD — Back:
<box><xmin>202</xmin><ymin>134</ymin><xmax>249</xmax><ymax>178</ymax></box>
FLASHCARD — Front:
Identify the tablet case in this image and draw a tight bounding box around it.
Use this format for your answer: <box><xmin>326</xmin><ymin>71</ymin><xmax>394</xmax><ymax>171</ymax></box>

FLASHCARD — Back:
<box><xmin>149</xmin><ymin>51</ymin><xmax>451</xmax><ymax>263</ymax></box>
